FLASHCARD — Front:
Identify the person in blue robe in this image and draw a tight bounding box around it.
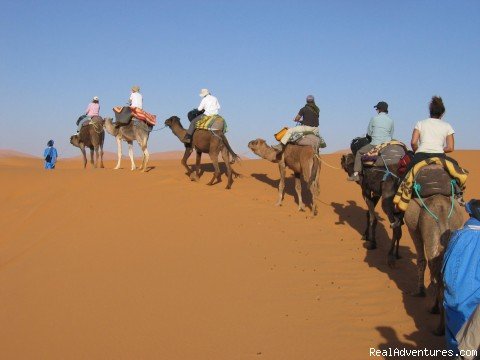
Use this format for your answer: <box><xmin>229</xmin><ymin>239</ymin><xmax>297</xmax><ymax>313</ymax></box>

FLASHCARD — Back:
<box><xmin>443</xmin><ymin>199</ymin><xmax>480</xmax><ymax>353</ymax></box>
<box><xmin>44</xmin><ymin>139</ymin><xmax>58</xmax><ymax>169</ymax></box>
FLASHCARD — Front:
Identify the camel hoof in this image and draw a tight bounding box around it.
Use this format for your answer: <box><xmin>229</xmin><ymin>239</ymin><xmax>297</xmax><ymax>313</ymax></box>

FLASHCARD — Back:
<box><xmin>361</xmin><ymin>234</ymin><xmax>368</xmax><ymax>241</ymax></box>
<box><xmin>225</xmin><ymin>185</ymin><xmax>231</xmax><ymax>190</ymax></box>
<box><xmin>364</xmin><ymin>241</ymin><xmax>377</xmax><ymax>250</ymax></box>
<box><xmin>298</xmin><ymin>205</ymin><xmax>306</xmax><ymax>212</ymax></box>
<box><xmin>275</xmin><ymin>202</ymin><xmax>282</xmax><ymax>207</ymax></box>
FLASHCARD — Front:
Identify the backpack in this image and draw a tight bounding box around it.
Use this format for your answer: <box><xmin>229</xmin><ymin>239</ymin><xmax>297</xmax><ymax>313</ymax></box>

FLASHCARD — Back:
<box><xmin>45</xmin><ymin>148</ymin><xmax>52</xmax><ymax>162</ymax></box>
<box><xmin>350</xmin><ymin>135</ymin><xmax>371</xmax><ymax>156</ymax></box>
<box><xmin>188</xmin><ymin>109</ymin><xmax>204</xmax><ymax>122</ymax></box>
<box><xmin>397</xmin><ymin>151</ymin><xmax>414</xmax><ymax>178</ymax></box>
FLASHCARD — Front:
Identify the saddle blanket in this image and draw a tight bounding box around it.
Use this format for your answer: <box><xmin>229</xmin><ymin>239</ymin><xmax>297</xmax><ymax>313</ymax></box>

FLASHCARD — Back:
<box><xmin>113</xmin><ymin>106</ymin><xmax>157</xmax><ymax>126</ymax></box>
<box><xmin>195</xmin><ymin>115</ymin><xmax>228</xmax><ymax>133</ymax></box>
<box><xmin>361</xmin><ymin>140</ymin><xmax>407</xmax><ymax>166</ymax></box>
<box><xmin>393</xmin><ymin>157</ymin><xmax>468</xmax><ymax>211</ymax></box>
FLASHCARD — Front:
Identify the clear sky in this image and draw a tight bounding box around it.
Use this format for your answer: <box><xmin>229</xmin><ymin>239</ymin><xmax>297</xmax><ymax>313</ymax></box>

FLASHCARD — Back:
<box><xmin>1</xmin><ymin>0</ymin><xmax>479</xmax><ymax>157</ymax></box>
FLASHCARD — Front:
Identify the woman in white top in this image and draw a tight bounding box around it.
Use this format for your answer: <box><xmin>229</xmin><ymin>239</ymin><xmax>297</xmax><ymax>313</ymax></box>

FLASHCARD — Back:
<box><xmin>408</xmin><ymin>96</ymin><xmax>456</xmax><ymax>170</ymax></box>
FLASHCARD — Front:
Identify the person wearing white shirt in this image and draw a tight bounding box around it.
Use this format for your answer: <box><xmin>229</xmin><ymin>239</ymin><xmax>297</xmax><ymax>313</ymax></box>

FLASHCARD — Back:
<box><xmin>183</xmin><ymin>88</ymin><xmax>220</xmax><ymax>144</ymax></box>
<box><xmin>129</xmin><ymin>85</ymin><xmax>143</xmax><ymax>109</ymax></box>
<box><xmin>408</xmin><ymin>96</ymin><xmax>456</xmax><ymax>172</ymax></box>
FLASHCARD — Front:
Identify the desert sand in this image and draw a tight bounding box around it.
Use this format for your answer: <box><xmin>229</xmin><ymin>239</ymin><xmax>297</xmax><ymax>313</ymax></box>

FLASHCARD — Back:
<box><xmin>0</xmin><ymin>150</ymin><xmax>479</xmax><ymax>359</ymax></box>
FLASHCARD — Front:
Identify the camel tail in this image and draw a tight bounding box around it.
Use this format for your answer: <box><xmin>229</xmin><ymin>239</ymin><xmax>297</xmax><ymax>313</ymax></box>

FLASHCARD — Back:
<box><xmin>219</xmin><ymin>133</ymin><xmax>240</xmax><ymax>163</ymax></box>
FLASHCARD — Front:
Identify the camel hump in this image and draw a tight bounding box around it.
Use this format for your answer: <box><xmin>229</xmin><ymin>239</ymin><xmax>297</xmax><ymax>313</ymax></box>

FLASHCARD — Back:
<box><xmin>362</xmin><ymin>143</ymin><xmax>406</xmax><ymax>167</ymax></box>
<box><xmin>414</xmin><ymin>165</ymin><xmax>454</xmax><ymax>197</ymax></box>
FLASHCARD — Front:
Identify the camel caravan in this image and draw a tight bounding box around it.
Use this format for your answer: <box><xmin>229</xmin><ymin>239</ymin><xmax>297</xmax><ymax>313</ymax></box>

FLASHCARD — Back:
<box><xmin>66</xmin><ymin>89</ymin><xmax>480</xmax><ymax>346</ymax></box>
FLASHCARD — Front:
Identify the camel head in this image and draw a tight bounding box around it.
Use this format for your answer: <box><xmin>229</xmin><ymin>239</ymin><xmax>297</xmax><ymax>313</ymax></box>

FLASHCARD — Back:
<box><xmin>164</xmin><ymin>116</ymin><xmax>181</xmax><ymax>129</ymax></box>
<box><xmin>341</xmin><ymin>153</ymin><xmax>354</xmax><ymax>175</ymax></box>
<box><xmin>248</xmin><ymin>138</ymin><xmax>280</xmax><ymax>163</ymax></box>
<box><xmin>70</xmin><ymin>134</ymin><xmax>81</xmax><ymax>148</ymax></box>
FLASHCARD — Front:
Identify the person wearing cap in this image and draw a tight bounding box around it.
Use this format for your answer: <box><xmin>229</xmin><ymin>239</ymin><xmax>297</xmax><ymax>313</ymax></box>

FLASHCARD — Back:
<box><xmin>347</xmin><ymin>101</ymin><xmax>394</xmax><ymax>182</ymax></box>
<box><xmin>43</xmin><ymin>139</ymin><xmax>58</xmax><ymax>169</ymax></box>
<box><xmin>272</xmin><ymin>95</ymin><xmax>320</xmax><ymax>151</ymax></box>
<box><xmin>443</xmin><ymin>199</ymin><xmax>480</xmax><ymax>355</ymax></box>
<box><xmin>77</xmin><ymin>96</ymin><xmax>101</xmax><ymax>133</ymax></box>
<box><xmin>183</xmin><ymin>88</ymin><xmax>220</xmax><ymax>144</ymax></box>
<box><xmin>129</xmin><ymin>85</ymin><xmax>143</xmax><ymax>109</ymax></box>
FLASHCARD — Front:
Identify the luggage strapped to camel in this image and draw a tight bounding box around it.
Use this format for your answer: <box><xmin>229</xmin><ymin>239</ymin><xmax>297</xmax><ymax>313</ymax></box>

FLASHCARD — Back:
<box><xmin>393</xmin><ymin>157</ymin><xmax>469</xmax><ymax>217</ymax></box>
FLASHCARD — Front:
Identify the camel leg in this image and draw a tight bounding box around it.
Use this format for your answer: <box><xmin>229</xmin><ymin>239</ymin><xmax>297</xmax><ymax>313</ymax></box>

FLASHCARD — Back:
<box><xmin>295</xmin><ymin>174</ymin><xmax>305</xmax><ymax>212</ymax></box>
<box><xmin>94</xmin><ymin>145</ymin><xmax>99</xmax><ymax>168</ymax></box>
<box><xmin>181</xmin><ymin>148</ymin><xmax>194</xmax><ymax>176</ymax></box>
<box><xmin>207</xmin><ymin>151</ymin><xmax>221</xmax><ymax>186</ymax></box>
<box><xmin>362</xmin><ymin>210</ymin><xmax>370</xmax><ymax>240</ymax></box>
<box><xmin>89</xmin><ymin>147</ymin><xmax>95</xmax><ymax>167</ymax></box>
<box><xmin>114</xmin><ymin>137</ymin><xmax>122</xmax><ymax>170</ymax></box>
<box><xmin>79</xmin><ymin>145</ymin><xmax>87</xmax><ymax>169</ymax></box>
<box><xmin>382</xmin><ymin>196</ymin><xmax>402</xmax><ymax>267</ymax></box>
<box><xmin>140</xmin><ymin>147</ymin><xmax>149</xmax><ymax>172</ymax></box>
<box><xmin>128</xmin><ymin>142</ymin><xmax>136</xmax><ymax>171</ymax></box>
<box><xmin>100</xmin><ymin>145</ymin><xmax>104</xmax><ymax>168</ymax></box>
<box><xmin>275</xmin><ymin>161</ymin><xmax>286</xmax><ymax>206</ymax></box>
<box><xmin>195</xmin><ymin>151</ymin><xmax>202</xmax><ymax>179</ymax></box>
<box><xmin>221</xmin><ymin>147</ymin><xmax>233</xmax><ymax>189</ymax></box>
<box><xmin>363</xmin><ymin>193</ymin><xmax>380</xmax><ymax>249</ymax></box>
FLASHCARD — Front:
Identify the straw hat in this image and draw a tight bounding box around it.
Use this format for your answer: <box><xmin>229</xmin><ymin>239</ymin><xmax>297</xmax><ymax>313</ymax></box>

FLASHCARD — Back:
<box><xmin>131</xmin><ymin>85</ymin><xmax>140</xmax><ymax>92</ymax></box>
<box><xmin>199</xmin><ymin>88</ymin><xmax>210</xmax><ymax>97</ymax></box>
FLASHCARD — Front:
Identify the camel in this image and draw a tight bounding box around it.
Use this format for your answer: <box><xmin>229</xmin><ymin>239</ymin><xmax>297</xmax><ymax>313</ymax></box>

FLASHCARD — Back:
<box><xmin>404</xmin><ymin>195</ymin><xmax>463</xmax><ymax>335</ymax></box>
<box><xmin>70</xmin><ymin>116</ymin><xmax>105</xmax><ymax>168</ymax></box>
<box><xmin>248</xmin><ymin>139</ymin><xmax>321</xmax><ymax>216</ymax></box>
<box><xmin>104</xmin><ymin>117</ymin><xmax>150</xmax><ymax>171</ymax></box>
<box><xmin>341</xmin><ymin>152</ymin><xmax>403</xmax><ymax>266</ymax></box>
<box><xmin>164</xmin><ymin>116</ymin><xmax>239</xmax><ymax>189</ymax></box>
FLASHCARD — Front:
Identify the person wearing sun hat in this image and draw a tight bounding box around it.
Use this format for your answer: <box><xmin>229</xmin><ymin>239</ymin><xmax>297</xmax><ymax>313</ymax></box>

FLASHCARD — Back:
<box><xmin>129</xmin><ymin>85</ymin><xmax>143</xmax><ymax>109</ymax></box>
<box><xmin>347</xmin><ymin>101</ymin><xmax>394</xmax><ymax>182</ymax></box>
<box><xmin>443</xmin><ymin>199</ymin><xmax>480</xmax><ymax>355</ymax></box>
<box><xmin>182</xmin><ymin>88</ymin><xmax>220</xmax><ymax>144</ymax></box>
<box><xmin>76</xmin><ymin>96</ymin><xmax>101</xmax><ymax>133</ymax></box>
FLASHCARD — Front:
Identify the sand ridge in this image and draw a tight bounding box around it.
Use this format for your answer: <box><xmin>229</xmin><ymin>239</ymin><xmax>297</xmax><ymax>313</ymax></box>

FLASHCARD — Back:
<box><xmin>0</xmin><ymin>150</ymin><xmax>479</xmax><ymax>359</ymax></box>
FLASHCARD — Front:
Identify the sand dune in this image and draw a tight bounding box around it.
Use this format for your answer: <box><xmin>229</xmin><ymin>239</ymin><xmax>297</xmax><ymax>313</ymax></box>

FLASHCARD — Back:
<box><xmin>0</xmin><ymin>150</ymin><xmax>479</xmax><ymax>359</ymax></box>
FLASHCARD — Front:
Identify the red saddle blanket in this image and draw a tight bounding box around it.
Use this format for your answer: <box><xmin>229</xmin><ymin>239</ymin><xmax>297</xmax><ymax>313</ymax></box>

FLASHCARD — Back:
<box><xmin>113</xmin><ymin>106</ymin><xmax>157</xmax><ymax>126</ymax></box>
<box><xmin>131</xmin><ymin>107</ymin><xmax>157</xmax><ymax>126</ymax></box>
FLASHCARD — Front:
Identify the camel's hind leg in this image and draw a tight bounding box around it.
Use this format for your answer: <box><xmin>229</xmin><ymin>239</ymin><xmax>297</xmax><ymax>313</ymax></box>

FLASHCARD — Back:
<box><xmin>194</xmin><ymin>151</ymin><xmax>202</xmax><ymax>179</ymax></box>
<box><xmin>99</xmin><ymin>145</ymin><xmax>104</xmax><ymax>168</ymax></box>
<box><xmin>221</xmin><ymin>147</ymin><xmax>233</xmax><ymax>189</ymax></box>
<box><xmin>94</xmin><ymin>145</ymin><xmax>100</xmax><ymax>168</ymax></box>
<box><xmin>89</xmin><ymin>147</ymin><xmax>95</xmax><ymax>167</ymax></box>
<box><xmin>140</xmin><ymin>146</ymin><xmax>149</xmax><ymax>172</ymax></box>
<box><xmin>207</xmin><ymin>151</ymin><xmax>221</xmax><ymax>186</ymax></box>
<box><xmin>363</xmin><ymin>193</ymin><xmax>380</xmax><ymax>250</ymax></box>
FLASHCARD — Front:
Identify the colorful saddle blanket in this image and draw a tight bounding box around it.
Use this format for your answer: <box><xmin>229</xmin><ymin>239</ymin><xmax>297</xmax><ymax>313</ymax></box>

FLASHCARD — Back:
<box><xmin>113</xmin><ymin>106</ymin><xmax>157</xmax><ymax>126</ymax></box>
<box><xmin>361</xmin><ymin>140</ymin><xmax>407</xmax><ymax>167</ymax></box>
<box><xmin>393</xmin><ymin>157</ymin><xmax>468</xmax><ymax>211</ymax></box>
<box><xmin>195</xmin><ymin>115</ymin><xmax>228</xmax><ymax>133</ymax></box>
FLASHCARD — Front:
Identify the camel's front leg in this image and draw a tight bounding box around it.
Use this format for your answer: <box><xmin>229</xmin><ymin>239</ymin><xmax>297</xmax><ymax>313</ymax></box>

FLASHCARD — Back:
<box><xmin>89</xmin><ymin>147</ymin><xmax>95</xmax><ymax>167</ymax></box>
<box><xmin>128</xmin><ymin>142</ymin><xmax>136</xmax><ymax>171</ymax></box>
<box><xmin>195</xmin><ymin>151</ymin><xmax>202</xmax><ymax>178</ymax></box>
<box><xmin>80</xmin><ymin>145</ymin><xmax>87</xmax><ymax>168</ymax></box>
<box><xmin>114</xmin><ymin>137</ymin><xmax>122</xmax><ymax>170</ymax></box>
<box><xmin>275</xmin><ymin>162</ymin><xmax>286</xmax><ymax>206</ymax></box>
<box><xmin>363</xmin><ymin>192</ymin><xmax>380</xmax><ymax>250</ymax></box>
<box><xmin>99</xmin><ymin>145</ymin><xmax>105</xmax><ymax>168</ymax></box>
<box><xmin>295</xmin><ymin>174</ymin><xmax>305</xmax><ymax>212</ymax></box>
<box><xmin>181</xmin><ymin>148</ymin><xmax>194</xmax><ymax>176</ymax></box>
<box><xmin>94</xmin><ymin>145</ymin><xmax>99</xmax><ymax>168</ymax></box>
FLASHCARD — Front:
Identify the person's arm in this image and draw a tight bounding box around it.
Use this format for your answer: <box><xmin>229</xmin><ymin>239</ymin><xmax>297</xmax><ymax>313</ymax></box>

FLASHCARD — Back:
<box><xmin>85</xmin><ymin>104</ymin><xmax>90</xmax><ymax>115</ymax></box>
<box><xmin>444</xmin><ymin>134</ymin><xmax>454</xmax><ymax>153</ymax></box>
<box><xmin>367</xmin><ymin>118</ymin><xmax>374</xmax><ymax>136</ymax></box>
<box><xmin>411</xmin><ymin>129</ymin><xmax>420</xmax><ymax>152</ymax></box>
<box><xmin>295</xmin><ymin>108</ymin><xmax>304</xmax><ymax>123</ymax></box>
<box><xmin>198</xmin><ymin>98</ymin><xmax>205</xmax><ymax>111</ymax></box>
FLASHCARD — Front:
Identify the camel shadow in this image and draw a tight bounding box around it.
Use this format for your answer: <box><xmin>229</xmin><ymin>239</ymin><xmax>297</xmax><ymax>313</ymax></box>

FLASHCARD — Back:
<box><xmin>251</xmin><ymin>173</ymin><xmax>312</xmax><ymax>207</ymax></box>
<box><xmin>330</xmin><ymin>200</ymin><xmax>385</xmax><ymax>237</ymax></box>
<box><xmin>144</xmin><ymin>166</ymin><xmax>156</xmax><ymax>172</ymax></box>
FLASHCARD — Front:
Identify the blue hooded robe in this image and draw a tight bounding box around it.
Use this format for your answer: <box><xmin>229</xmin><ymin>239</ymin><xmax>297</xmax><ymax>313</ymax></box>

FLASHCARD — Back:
<box><xmin>443</xmin><ymin>217</ymin><xmax>480</xmax><ymax>352</ymax></box>
<box><xmin>44</xmin><ymin>146</ymin><xmax>58</xmax><ymax>169</ymax></box>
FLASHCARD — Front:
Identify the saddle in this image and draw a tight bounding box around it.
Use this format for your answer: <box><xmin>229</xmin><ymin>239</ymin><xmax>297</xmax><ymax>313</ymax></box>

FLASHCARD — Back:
<box><xmin>113</xmin><ymin>106</ymin><xmax>157</xmax><ymax>126</ymax></box>
<box><xmin>361</xmin><ymin>141</ymin><xmax>407</xmax><ymax>167</ymax></box>
<box><xmin>195</xmin><ymin>115</ymin><xmax>227</xmax><ymax>133</ymax></box>
<box><xmin>413</xmin><ymin>164</ymin><xmax>456</xmax><ymax>198</ymax></box>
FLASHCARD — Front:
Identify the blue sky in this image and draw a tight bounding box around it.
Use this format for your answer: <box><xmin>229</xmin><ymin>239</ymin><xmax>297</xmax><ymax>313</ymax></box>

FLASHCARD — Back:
<box><xmin>1</xmin><ymin>0</ymin><xmax>479</xmax><ymax>157</ymax></box>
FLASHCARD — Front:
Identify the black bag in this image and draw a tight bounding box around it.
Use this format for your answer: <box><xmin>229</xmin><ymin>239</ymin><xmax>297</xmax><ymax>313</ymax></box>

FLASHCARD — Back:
<box><xmin>76</xmin><ymin>115</ymin><xmax>87</xmax><ymax>126</ymax></box>
<box><xmin>187</xmin><ymin>108</ymin><xmax>204</xmax><ymax>122</ymax></box>
<box><xmin>350</xmin><ymin>135</ymin><xmax>371</xmax><ymax>156</ymax></box>
<box><xmin>45</xmin><ymin>149</ymin><xmax>52</xmax><ymax>163</ymax></box>
<box><xmin>114</xmin><ymin>106</ymin><xmax>133</xmax><ymax>124</ymax></box>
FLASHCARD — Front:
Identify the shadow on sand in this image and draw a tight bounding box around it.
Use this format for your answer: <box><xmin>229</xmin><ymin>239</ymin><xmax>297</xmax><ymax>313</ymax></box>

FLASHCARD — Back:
<box><xmin>331</xmin><ymin>200</ymin><xmax>445</xmax><ymax>353</ymax></box>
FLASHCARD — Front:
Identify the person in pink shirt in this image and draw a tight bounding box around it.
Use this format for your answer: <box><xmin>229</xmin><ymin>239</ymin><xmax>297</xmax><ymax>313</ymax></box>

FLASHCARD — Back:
<box><xmin>76</xmin><ymin>96</ymin><xmax>100</xmax><ymax>133</ymax></box>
